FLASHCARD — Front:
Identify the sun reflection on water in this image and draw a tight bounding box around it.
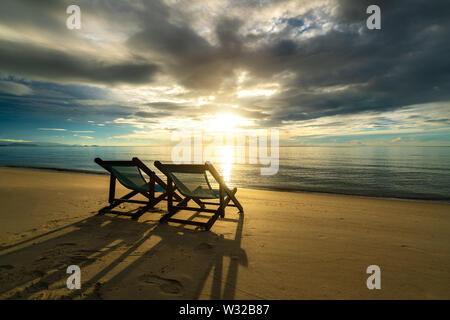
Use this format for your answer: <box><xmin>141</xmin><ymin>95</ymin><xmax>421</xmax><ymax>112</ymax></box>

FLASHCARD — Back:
<box><xmin>218</xmin><ymin>145</ymin><xmax>234</xmax><ymax>183</ymax></box>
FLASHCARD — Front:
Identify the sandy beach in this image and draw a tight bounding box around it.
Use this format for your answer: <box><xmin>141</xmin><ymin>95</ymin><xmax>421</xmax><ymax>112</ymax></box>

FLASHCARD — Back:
<box><xmin>0</xmin><ymin>167</ymin><xmax>449</xmax><ymax>300</ymax></box>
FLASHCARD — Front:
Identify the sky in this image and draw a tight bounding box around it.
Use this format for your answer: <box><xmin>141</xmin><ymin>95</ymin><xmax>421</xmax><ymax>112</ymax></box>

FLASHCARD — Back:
<box><xmin>0</xmin><ymin>0</ymin><xmax>449</xmax><ymax>146</ymax></box>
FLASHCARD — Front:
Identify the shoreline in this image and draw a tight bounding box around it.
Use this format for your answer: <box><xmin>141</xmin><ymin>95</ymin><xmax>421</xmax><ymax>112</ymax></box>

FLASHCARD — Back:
<box><xmin>0</xmin><ymin>164</ymin><xmax>108</xmax><ymax>176</ymax></box>
<box><xmin>1</xmin><ymin>164</ymin><xmax>449</xmax><ymax>204</ymax></box>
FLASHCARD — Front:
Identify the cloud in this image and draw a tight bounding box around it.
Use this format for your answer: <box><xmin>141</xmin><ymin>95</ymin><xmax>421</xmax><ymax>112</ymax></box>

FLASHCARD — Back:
<box><xmin>37</xmin><ymin>128</ymin><xmax>67</xmax><ymax>131</ymax></box>
<box><xmin>73</xmin><ymin>134</ymin><xmax>93</xmax><ymax>139</ymax></box>
<box><xmin>0</xmin><ymin>0</ymin><xmax>449</xmax><ymax>143</ymax></box>
<box><xmin>0</xmin><ymin>40</ymin><xmax>159</xmax><ymax>85</ymax></box>
<box><xmin>0</xmin><ymin>138</ymin><xmax>31</xmax><ymax>143</ymax></box>
<box><xmin>0</xmin><ymin>81</ymin><xmax>32</xmax><ymax>96</ymax></box>
<box><xmin>424</xmin><ymin>118</ymin><xmax>450</xmax><ymax>125</ymax></box>
<box><xmin>333</xmin><ymin>0</ymin><xmax>396</xmax><ymax>22</ymax></box>
<box><xmin>127</xmin><ymin>0</ymin><xmax>450</xmax><ymax>124</ymax></box>
<box><xmin>112</xmin><ymin>130</ymin><xmax>159</xmax><ymax>140</ymax></box>
<box><xmin>135</xmin><ymin>111</ymin><xmax>173</xmax><ymax>118</ymax></box>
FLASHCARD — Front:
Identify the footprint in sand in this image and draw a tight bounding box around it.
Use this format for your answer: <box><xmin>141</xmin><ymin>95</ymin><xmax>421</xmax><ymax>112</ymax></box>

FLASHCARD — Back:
<box><xmin>195</xmin><ymin>242</ymin><xmax>214</xmax><ymax>250</ymax></box>
<box><xmin>0</xmin><ymin>265</ymin><xmax>14</xmax><ymax>270</ymax></box>
<box><xmin>32</xmin><ymin>270</ymin><xmax>45</xmax><ymax>277</ymax></box>
<box><xmin>139</xmin><ymin>274</ymin><xmax>183</xmax><ymax>295</ymax></box>
<box><xmin>69</xmin><ymin>255</ymin><xmax>92</xmax><ymax>264</ymax></box>
<box><xmin>76</xmin><ymin>249</ymin><xmax>98</xmax><ymax>254</ymax></box>
<box><xmin>57</xmin><ymin>243</ymin><xmax>77</xmax><ymax>247</ymax></box>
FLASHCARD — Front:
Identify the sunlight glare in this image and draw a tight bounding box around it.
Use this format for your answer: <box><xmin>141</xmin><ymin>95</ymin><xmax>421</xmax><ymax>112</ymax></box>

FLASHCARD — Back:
<box><xmin>204</xmin><ymin>114</ymin><xmax>246</xmax><ymax>133</ymax></box>
<box><xmin>219</xmin><ymin>145</ymin><xmax>234</xmax><ymax>183</ymax></box>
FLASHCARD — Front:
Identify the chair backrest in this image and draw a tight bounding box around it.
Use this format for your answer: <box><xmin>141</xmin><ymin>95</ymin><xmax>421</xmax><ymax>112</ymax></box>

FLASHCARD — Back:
<box><xmin>95</xmin><ymin>158</ymin><xmax>150</xmax><ymax>193</ymax></box>
<box><xmin>154</xmin><ymin>162</ymin><xmax>218</xmax><ymax>199</ymax></box>
<box><xmin>109</xmin><ymin>165</ymin><xmax>149</xmax><ymax>192</ymax></box>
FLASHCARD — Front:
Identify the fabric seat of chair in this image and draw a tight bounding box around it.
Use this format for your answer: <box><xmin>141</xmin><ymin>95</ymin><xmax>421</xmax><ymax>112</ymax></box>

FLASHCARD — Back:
<box><xmin>190</xmin><ymin>186</ymin><xmax>220</xmax><ymax>199</ymax></box>
<box><xmin>108</xmin><ymin>166</ymin><xmax>165</xmax><ymax>193</ymax></box>
<box><xmin>166</xmin><ymin>171</ymin><xmax>219</xmax><ymax>199</ymax></box>
<box><xmin>154</xmin><ymin>185</ymin><xmax>165</xmax><ymax>193</ymax></box>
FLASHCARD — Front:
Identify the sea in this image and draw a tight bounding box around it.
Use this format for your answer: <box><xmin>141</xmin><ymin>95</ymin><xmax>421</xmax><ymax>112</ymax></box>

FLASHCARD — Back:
<box><xmin>0</xmin><ymin>145</ymin><xmax>449</xmax><ymax>201</ymax></box>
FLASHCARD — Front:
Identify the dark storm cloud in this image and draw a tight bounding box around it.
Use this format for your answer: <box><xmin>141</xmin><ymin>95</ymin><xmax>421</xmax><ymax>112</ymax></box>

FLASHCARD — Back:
<box><xmin>0</xmin><ymin>0</ymin><xmax>160</xmax><ymax>86</ymax></box>
<box><xmin>0</xmin><ymin>80</ymin><xmax>135</xmax><ymax>123</ymax></box>
<box><xmin>0</xmin><ymin>0</ymin><xmax>63</xmax><ymax>31</ymax></box>
<box><xmin>123</xmin><ymin>0</ymin><xmax>450</xmax><ymax>123</ymax></box>
<box><xmin>0</xmin><ymin>40</ymin><xmax>159</xmax><ymax>85</ymax></box>
<box><xmin>127</xmin><ymin>15</ymin><xmax>243</xmax><ymax>90</ymax></box>
<box><xmin>216</xmin><ymin>17</ymin><xmax>245</xmax><ymax>51</ymax></box>
<box><xmin>238</xmin><ymin>0</ymin><xmax>450</xmax><ymax>123</ymax></box>
<box><xmin>1</xmin><ymin>0</ymin><xmax>449</xmax><ymax>125</ymax></box>
<box><xmin>334</xmin><ymin>0</ymin><xmax>396</xmax><ymax>22</ymax></box>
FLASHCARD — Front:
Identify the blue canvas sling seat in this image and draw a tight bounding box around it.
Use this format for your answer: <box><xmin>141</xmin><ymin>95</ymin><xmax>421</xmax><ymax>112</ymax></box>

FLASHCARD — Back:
<box><xmin>95</xmin><ymin>157</ymin><xmax>182</xmax><ymax>219</ymax></box>
<box><xmin>154</xmin><ymin>161</ymin><xmax>244</xmax><ymax>231</ymax></box>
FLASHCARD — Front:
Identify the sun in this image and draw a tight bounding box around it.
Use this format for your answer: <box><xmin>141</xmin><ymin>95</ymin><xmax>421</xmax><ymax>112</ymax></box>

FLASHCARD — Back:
<box><xmin>203</xmin><ymin>114</ymin><xmax>250</xmax><ymax>133</ymax></box>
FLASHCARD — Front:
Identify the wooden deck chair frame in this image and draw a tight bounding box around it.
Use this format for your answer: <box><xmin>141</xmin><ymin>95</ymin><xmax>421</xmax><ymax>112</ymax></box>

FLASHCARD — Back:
<box><xmin>154</xmin><ymin>161</ymin><xmax>244</xmax><ymax>230</ymax></box>
<box><xmin>95</xmin><ymin>157</ymin><xmax>183</xmax><ymax>219</ymax></box>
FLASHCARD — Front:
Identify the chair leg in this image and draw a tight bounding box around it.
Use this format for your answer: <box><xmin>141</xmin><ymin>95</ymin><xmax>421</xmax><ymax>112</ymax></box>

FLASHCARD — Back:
<box><xmin>160</xmin><ymin>196</ymin><xmax>191</xmax><ymax>223</ymax></box>
<box><xmin>97</xmin><ymin>205</ymin><xmax>112</xmax><ymax>215</ymax></box>
<box><xmin>193</xmin><ymin>198</ymin><xmax>205</xmax><ymax>209</ymax></box>
<box><xmin>205</xmin><ymin>212</ymin><xmax>220</xmax><ymax>231</ymax></box>
<box><xmin>150</xmin><ymin>192</ymin><xmax>167</xmax><ymax>207</ymax></box>
<box><xmin>108</xmin><ymin>175</ymin><xmax>116</xmax><ymax>204</ymax></box>
<box><xmin>219</xmin><ymin>185</ymin><xmax>225</xmax><ymax>218</ymax></box>
<box><xmin>98</xmin><ymin>175</ymin><xmax>118</xmax><ymax>214</ymax></box>
<box><xmin>158</xmin><ymin>185</ymin><xmax>238</xmax><ymax>230</ymax></box>
<box><xmin>228</xmin><ymin>187</ymin><xmax>243</xmax><ymax>213</ymax></box>
<box><xmin>216</xmin><ymin>188</ymin><xmax>236</xmax><ymax>216</ymax></box>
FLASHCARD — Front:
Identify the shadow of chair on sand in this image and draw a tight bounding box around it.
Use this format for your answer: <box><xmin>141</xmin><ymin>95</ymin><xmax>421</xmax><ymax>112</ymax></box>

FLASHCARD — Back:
<box><xmin>0</xmin><ymin>206</ymin><xmax>247</xmax><ymax>300</ymax></box>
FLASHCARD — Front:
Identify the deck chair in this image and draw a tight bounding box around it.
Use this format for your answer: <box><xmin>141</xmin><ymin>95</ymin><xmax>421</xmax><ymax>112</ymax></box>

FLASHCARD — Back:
<box><xmin>154</xmin><ymin>161</ymin><xmax>244</xmax><ymax>230</ymax></box>
<box><xmin>95</xmin><ymin>157</ymin><xmax>182</xmax><ymax>219</ymax></box>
